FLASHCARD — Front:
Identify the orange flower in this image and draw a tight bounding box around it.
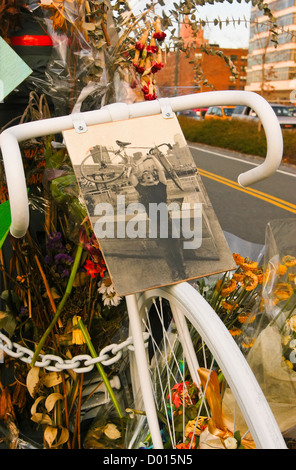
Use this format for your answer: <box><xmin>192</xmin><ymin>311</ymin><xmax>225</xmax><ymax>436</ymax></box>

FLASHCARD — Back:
<box><xmin>241</xmin><ymin>259</ymin><xmax>258</xmax><ymax>272</ymax></box>
<box><xmin>222</xmin><ymin>301</ymin><xmax>238</xmax><ymax>311</ymax></box>
<box><xmin>238</xmin><ymin>313</ymin><xmax>256</xmax><ymax>324</ymax></box>
<box><xmin>274</xmin><ymin>282</ymin><xmax>293</xmax><ymax>301</ymax></box>
<box><xmin>233</xmin><ymin>253</ymin><xmax>244</xmax><ymax>265</ymax></box>
<box><xmin>241</xmin><ymin>271</ymin><xmax>258</xmax><ymax>291</ymax></box>
<box><xmin>232</xmin><ymin>271</ymin><xmax>245</xmax><ymax>282</ymax></box>
<box><xmin>216</xmin><ymin>279</ymin><xmax>237</xmax><ymax>297</ymax></box>
<box><xmin>278</xmin><ymin>264</ymin><xmax>288</xmax><ymax>276</ymax></box>
<box><xmin>282</xmin><ymin>255</ymin><xmax>296</xmax><ymax>267</ymax></box>
<box><xmin>242</xmin><ymin>338</ymin><xmax>255</xmax><ymax>349</ymax></box>
<box><xmin>288</xmin><ymin>272</ymin><xmax>296</xmax><ymax>283</ymax></box>
<box><xmin>229</xmin><ymin>327</ymin><xmax>242</xmax><ymax>336</ymax></box>
<box><xmin>256</xmin><ymin>268</ymin><xmax>264</xmax><ymax>284</ymax></box>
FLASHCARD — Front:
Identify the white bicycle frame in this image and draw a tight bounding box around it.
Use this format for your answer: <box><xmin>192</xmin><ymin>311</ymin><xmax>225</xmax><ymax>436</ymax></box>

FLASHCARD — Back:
<box><xmin>0</xmin><ymin>90</ymin><xmax>284</xmax><ymax>449</ymax></box>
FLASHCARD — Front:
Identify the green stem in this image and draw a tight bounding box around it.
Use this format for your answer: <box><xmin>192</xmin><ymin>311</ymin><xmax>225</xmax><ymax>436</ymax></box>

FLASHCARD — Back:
<box><xmin>30</xmin><ymin>243</ymin><xmax>84</xmax><ymax>367</ymax></box>
<box><xmin>77</xmin><ymin>317</ymin><xmax>124</xmax><ymax>419</ymax></box>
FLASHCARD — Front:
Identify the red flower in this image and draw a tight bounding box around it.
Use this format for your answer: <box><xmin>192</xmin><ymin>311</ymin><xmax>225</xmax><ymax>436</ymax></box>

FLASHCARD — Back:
<box><xmin>153</xmin><ymin>31</ymin><xmax>166</xmax><ymax>41</ymax></box>
<box><xmin>167</xmin><ymin>382</ymin><xmax>198</xmax><ymax>409</ymax></box>
<box><xmin>135</xmin><ymin>64</ymin><xmax>145</xmax><ymax>74</ymax></box>
<box><xmin>144</xmin><ymin>93</ymin><xmax>157</xmax><ymax>101</ymax></box>
<box><xmin>146</xmin><ymin>44</ymin><xmax>158</xmax><ymax>53</ymax></box>
<box><xmin>151</xmin><ymin>61</ymin><xmax>164</xmax><ymax>73</ymax></box>
<box><xmin>84</xmin><ymin>259</ymin><xmax>105</xmax><ymax>279</ymax></box>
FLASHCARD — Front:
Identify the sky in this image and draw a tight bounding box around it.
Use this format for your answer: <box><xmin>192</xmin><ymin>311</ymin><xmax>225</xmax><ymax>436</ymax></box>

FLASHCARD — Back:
<box><xmin>131</xmin><ymin>1</ymin><xmax>252</xmax><ymax>49</ymax></box>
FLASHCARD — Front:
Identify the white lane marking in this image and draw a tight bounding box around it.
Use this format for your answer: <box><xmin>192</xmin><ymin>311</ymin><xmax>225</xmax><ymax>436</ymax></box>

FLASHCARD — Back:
<box><xmin>188</xmin><ymin>145</ymin><xmax>296</xmax><ymax>178</ymax></box>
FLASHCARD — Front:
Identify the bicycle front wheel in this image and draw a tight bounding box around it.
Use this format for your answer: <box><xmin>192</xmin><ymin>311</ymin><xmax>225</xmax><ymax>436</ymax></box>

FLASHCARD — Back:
<box><xmin>126</xmin><ymin>282</ymin><xmax>286</xmax><ymax>449</ymax></box>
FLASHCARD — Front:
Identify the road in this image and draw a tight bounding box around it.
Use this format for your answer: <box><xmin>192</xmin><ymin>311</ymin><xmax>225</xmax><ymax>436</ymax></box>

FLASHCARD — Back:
<box><xmin>188</xmin><ymin>143</ymin><xmax>296</xmax><ymax>246</ymax></box>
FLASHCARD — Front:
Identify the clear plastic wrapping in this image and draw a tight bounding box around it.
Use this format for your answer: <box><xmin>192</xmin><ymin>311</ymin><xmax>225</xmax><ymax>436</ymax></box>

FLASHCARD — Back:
<box><xmin>244</xmin><ymin>219</ymin><xmax>296</xmax><ymax>441</ymax></box>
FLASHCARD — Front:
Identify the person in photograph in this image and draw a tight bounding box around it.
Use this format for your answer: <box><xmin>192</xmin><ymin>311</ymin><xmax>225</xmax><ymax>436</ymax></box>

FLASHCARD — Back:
<box><xmin>129</xmin><ymin>150</ymin><xmax>187</xmax><ymax>281</ymax></box>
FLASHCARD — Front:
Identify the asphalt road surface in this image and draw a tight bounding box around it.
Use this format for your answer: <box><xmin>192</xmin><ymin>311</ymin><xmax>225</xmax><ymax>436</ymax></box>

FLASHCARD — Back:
<box><xmin>189</xmin><ymin>143</ymin><xmax>296</xmax><ymax>246</ymax></box>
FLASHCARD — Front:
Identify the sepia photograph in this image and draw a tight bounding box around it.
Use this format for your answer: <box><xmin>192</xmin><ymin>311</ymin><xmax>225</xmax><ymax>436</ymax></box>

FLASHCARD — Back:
<box><xmin>63</xmin><ymin>114</ymin><xmax>236</xmax><ymax>295</ymax></box>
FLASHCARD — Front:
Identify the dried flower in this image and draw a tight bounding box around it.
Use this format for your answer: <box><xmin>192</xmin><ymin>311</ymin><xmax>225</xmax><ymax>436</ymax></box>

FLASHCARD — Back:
<box><xmin>146</xmin><ymin>37</ymin><xmax>158</xmax><ymax>53</ymax></box>
<box><xmin>288</xmin><ymin>315</ymin><xmax>296</xmax><ymax>332</ymax></box>
<box><xmin>274</xmin><ymin>282</ymin><xmax>293</xmax><ymax>301</ymax></box>
<box><xmin>103</xmin><ymin>423</ymin><xmax>121</xmax><ymax>440</ymax></box>
<box><xmin>135</xmin><ymin>28</ymin><xmax>150</xmax><ymax>51</ymax></box>
<box><xmin>282</xmin><ymin>255</ymin><xmax>296</xmax><ymax>267</ymax></box>
<box><xmin>72</xmin><ymin>315</ymin><xmax>85</xmax><ymax>345</ymax></box>
<box><xmin>238</xmin><ymin>313</ymin><xmax>256</xmax><ymax>324</ymax></box>
<box><xmin>216</xmin><ymin>279</ymin><xmax>237</xmax><ymax>297</ymax></box>
<box><xmin>153</xmin><ymin>17</ymin><xmax>166</xmax><ymax>41</ymax></box>
<box><xmin>229</xmin><ymin>327</ymin><xmax>242</xmax><ymax>337</ymax></box>
<box><xmin>241</xmin><ymin>271</ymin><xmax>258</xmax><ymax>291</ymax></box>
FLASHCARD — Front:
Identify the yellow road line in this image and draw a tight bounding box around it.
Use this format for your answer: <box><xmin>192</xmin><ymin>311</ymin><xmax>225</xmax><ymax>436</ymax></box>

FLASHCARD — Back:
<box><xmin>197</xmin><ymin>168</ymin><xmax>296</xmax><ymax>214</ymax></box>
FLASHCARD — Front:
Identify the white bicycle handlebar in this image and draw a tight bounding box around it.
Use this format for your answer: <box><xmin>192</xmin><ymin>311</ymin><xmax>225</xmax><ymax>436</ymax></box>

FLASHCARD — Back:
<box><xmin>0</xmin><ymin>90</ymin><xmax>283</xmax><ymax>238</ymax></box>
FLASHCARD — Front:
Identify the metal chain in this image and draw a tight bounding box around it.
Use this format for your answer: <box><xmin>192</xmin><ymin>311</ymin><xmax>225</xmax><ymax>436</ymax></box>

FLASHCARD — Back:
<box><xmin>0</xmin><ymin>331</ymin><xmax>150</xmax><ymax>373</ymax></box>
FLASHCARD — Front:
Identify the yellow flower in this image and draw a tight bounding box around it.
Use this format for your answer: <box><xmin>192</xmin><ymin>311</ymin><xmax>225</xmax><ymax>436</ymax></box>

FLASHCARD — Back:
<box><xmin>72</xmin><ymin>315</ymin><xmax>85</xmax><ymax>345</ymax></box>
<box><xmin>283</xmin><ymin>358</ymin><xmax>294</xmax><ymax>370</ymax></box>
<box><xmin>185</xmin><ymin>417</ymin><xmax>208</xmax><ymax>437</ymax></box>
<box><xmin>282</xmin><ymin>335</ymin><xmax>292</xmax><ymax>346</ymax></box>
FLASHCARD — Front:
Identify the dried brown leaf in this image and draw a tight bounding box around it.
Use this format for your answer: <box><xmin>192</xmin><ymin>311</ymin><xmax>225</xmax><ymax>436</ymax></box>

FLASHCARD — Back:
<box><xmin>26</xmin><ymin>367</ymin><xmax>40</xmax><ymax>398</ymax></box>
<box><xmin>52</xmin><ymin>426</ymin><xmax>69</xmax><ymax>448</ymax></box>
<box><xmin>31</xmin><ymin>412</ymin><xmax>52</xmax><ymax>425</ymax></box>
<box><xmin>44</xmin><ymin>425</ymin><xmax>58</xmax><ymax>448</ymax></box>
<box><xmin>43</xmin><ymin>372</ymin><xmax>63</xmax><ymax>388</ymax></box>
<box><xmin>30</xmin><ymin>395</ymin><xmax>45</xmax><ymax>415</ymax></box>
<box><xmin>45</xmin><ymin>393</ymin><xmax>63</xmax><ymax>413</ymax></box>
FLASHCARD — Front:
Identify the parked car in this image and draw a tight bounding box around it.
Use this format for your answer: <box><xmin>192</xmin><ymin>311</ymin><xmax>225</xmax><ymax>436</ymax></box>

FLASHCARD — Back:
<box><xmin>193</xmin><ymin>107</ymin><xmax>208</xmax><ymax>119</ymax></box>
<box><xmin>231</xmin><ymin>103</ymin><xmax>296</xmax><ymax>129</ymax></box>
<box><xmin>204</xmin><ymin>106</ymin><xmax>236</xmax><ymax>120</ymax></box>
<box><xmin>176</xmin><ymin>109</ymin><xmax>200</xmax><ymax>119</ymax></box>
<box><xmin>287</xmin><ymin>105</ymin><xmax>296</xmax><ymax>117</ymax></box>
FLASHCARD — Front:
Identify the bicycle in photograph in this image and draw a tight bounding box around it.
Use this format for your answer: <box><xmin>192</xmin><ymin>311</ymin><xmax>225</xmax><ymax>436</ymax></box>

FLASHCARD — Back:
<box><xmin>79</xmin><ymin>140</ymin><xmax>184</xmax><ymax>193</ymax></box>
<box><xmin>0</xmin><ymin>90</ymin><xmax>287</xmax><ymax>449</ymax></box>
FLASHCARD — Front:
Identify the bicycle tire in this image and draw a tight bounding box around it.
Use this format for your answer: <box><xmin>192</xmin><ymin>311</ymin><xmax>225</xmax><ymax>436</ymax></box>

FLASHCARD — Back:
<box><xmin>80</xmin><ymin>154</ymin><xmax>126</xmax><ymax>184</ymax></box>
<box><xmin>125</xmin><ymin>282</ymin><xmax>286</xmax><ymax>449</ymax></box>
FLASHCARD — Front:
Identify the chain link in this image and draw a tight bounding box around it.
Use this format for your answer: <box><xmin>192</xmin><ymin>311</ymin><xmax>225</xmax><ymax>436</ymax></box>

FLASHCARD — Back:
<box><xmin>0</xmin><ymin>331</ymin><xmax>150</xmax><ymax>373</ymax></box>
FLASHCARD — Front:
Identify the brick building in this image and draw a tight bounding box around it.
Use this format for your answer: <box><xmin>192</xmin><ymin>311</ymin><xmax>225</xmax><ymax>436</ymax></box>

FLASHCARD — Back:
<box><xmin>156</xmin><ymin>20</ymin><xmax>248</xmax><ymax>97</ymax></box>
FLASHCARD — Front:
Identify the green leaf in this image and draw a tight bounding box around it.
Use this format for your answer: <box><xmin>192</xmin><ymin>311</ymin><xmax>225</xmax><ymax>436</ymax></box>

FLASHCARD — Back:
<box><xmin>0</xmin><ymin>200</ymin><xmax>11</xmax><ymax>249</ymax></box>
<box><xmin>233</xmin><ymin>430</ymin><xmax>242</xmax><ymax>446</ymax></box>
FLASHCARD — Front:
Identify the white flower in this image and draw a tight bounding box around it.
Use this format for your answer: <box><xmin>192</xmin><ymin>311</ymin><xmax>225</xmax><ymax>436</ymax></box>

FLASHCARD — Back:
<box><xmin>98</xmin><ymin>277</ymin><xmax>122</xmax><ymax>307</ymax></box>
<box><xmin>102</xmin><ymin>291</ymin><xmax>122</xmax><ymax>307</ymax></box>
<box><xmin>98</xmin><ymin>277</ymin><xmax>115</xmax><ymax>295</ymax></box>
<box><xmin>224</xmin><ymin>436</ymin><xmax>237</xmax><ymax>449</ymax></box>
